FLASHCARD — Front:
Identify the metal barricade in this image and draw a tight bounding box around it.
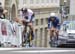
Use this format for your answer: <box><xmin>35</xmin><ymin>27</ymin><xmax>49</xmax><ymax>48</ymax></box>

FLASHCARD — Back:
<box><xmin>0</xmin><ymin>19</ymin><xmax>24</xmax><ymax>47</ymax></box>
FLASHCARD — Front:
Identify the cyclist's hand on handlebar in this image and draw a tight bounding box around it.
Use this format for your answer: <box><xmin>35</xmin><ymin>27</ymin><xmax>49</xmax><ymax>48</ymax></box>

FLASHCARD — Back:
<box><xmin>28</xmin><ymin>23</ymin><xmax>32</xmax><ymax>26</ymax></box>
<box><xmin>51</xmin><ymin>27</ymin><xmax>56</xmax><ymax>30</ymax></box>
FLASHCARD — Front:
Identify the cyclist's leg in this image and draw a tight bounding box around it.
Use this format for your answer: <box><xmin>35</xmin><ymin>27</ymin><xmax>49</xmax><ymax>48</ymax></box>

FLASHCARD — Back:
<box><xmin>50</xmin><ymin>28</ymin><xmax>54</xmax><ymax>40</ymax></box>
<box><xmin>55</xmin><ymin>27</ymin><xmax>59</xmax><ymax>40</ymax></box>
<box><xmin>49</xmin><ymin>27</ymin><xmax>56</xmax><ymax>47</ymax></box>
<box><xmin>28</xmin><ymin>23</ymin><xmax>34</xmax><ymax>40</ymax></box>
<box><xmin>27</xmin><ymin>21</ymin><xmax>34</xmax><ymax>47</ymax></box>
<box><xmin>30</xmin><ymin>16</ymin><xmax>35</xmax><ymax>40</ymax></box>
<box><xmin>22</xmin><ymin>20</ymin><xmax>28</xmax><ymax>46</ymax></box>
<box><xmin>52</xmin><ymin>27</ymin><xmax>59</xmax><ymax>47</ymax></box>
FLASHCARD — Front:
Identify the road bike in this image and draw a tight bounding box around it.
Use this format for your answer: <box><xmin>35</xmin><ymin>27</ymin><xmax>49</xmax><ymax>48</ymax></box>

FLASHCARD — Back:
<box><xmin>22</xmin><ymin>22</ymin><xmax>33</xmax><ymax>47</ymax></box>
<box><xmin>49</xmin><ymin>28</ymin><xmax>58</xmax><ymax>47</ymax></box>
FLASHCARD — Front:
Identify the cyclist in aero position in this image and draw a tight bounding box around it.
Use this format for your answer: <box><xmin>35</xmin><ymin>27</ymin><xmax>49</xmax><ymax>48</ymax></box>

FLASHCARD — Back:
<box><xmin>20</xmin><ymin>5</ymin><xmax>35</xmax><ymax>46</ymax></box>
<box><xmin>48</xmin><ymin>13</ymin><xmax>60</xmax><ymax>42</ymax></box>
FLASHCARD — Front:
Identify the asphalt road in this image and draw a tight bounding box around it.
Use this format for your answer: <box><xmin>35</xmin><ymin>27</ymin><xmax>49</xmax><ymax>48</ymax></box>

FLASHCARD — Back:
<box><xmin>0</xmin><ymin>48</ymin><xmax>75</xmax><ymax>54</ymax></box>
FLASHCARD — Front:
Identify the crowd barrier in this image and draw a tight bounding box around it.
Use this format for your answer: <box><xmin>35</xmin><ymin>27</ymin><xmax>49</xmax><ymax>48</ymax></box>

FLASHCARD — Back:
<box><xmin>0</xmin><ymin>19</ymin><xmax>24</xmax><ymax>47</ymax></box>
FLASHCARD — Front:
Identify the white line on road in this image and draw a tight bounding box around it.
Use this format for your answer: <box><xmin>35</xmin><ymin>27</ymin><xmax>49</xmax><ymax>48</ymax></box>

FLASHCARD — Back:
<box><xmin>12</xmin><ymin>50</ymin><xmax>75</xmax><ymax>53</ymax></box>
<box><xmin>0</xmin><ymin>48</ymin><xmax>22</xmax><ymax>50</ymax></box>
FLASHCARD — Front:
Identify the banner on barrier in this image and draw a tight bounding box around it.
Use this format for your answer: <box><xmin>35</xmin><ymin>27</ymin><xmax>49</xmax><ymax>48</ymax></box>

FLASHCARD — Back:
<box><xmin>1</xmin><ymin>22</ymin><xmax>7</xmax><ymax>36</ymax></box>
<box><xmin>0</xmin><ymin>19</ymin><xmax>23</xmax><ymax>46</ymax></box>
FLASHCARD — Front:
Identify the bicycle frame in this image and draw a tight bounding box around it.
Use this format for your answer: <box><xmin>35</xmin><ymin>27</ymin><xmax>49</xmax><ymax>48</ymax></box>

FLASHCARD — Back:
<box><xmin>50</xmin><ymin>30</ymin><xmax>56</xmax><ymax>39</ymax></box>
<box><xmin>50</xmin><ymin>29</ymin><xmax>58</xmax><ymax>47</ymax></box>
<box><xmin>22</xmin><ymin>23</ymin><xmax>32</xmax><ymax>47</ymax></box>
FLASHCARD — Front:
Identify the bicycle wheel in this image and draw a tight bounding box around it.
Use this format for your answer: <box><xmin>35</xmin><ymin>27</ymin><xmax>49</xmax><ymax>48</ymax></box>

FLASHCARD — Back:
<box><xmin>49</xmin><ymin>34</ymin><xmax>58</xmax><ymax>47</ymax></box>
<box><xmin>49</xmin><ymin>36</ymin><xmax>55</xmax><ymax>47</ymax></box>
<box><xmin>52</xmin><ymin>36</ymin><xmax>58</xmax><ymax>47</ymax></box>
<box><xmin>22</xmin><ymin>33</ymin><xmax>27</xmax><ymax>47</ymax></box>
<box><xmin>27</xmin><ymin>31</ymin><xmax>32</xmax><ymax>47</ymax></box>
<box><xmin>22</xmin><ymin>26</ymin><xmax>28</xmax><ymax>47</ymax></box>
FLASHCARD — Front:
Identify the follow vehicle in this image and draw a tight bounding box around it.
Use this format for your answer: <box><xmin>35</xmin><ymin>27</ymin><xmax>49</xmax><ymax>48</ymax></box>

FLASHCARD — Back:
<box><xmin>58</xmin><ymin>21</ymin><xmax>75</xmax><ymax>47</ymax></box>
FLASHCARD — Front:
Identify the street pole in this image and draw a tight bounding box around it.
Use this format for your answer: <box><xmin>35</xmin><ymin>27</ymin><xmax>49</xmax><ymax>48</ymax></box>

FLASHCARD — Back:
<box><xmin>60</xmin><ymin>0</ymin><xmax>67</xmax><ymax>24</ymax></box>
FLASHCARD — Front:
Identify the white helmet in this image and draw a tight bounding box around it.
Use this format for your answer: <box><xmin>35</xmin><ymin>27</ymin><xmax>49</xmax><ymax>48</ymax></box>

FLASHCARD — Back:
<box><xmin>50</xmin><ymin>12</ymin><xmax>56</xmax><ymax>17</ymax></box>
<box><xmin>22</xmin><ymin>4</ymin><xmax>27</xmax><ymax>10</ymax></box>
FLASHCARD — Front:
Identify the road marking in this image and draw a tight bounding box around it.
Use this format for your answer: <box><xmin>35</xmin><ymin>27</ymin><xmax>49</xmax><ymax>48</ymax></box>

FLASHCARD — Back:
<box><xmin>0</xmin><ymin>48</ymin><xmax>22</xmax><ymax>50</ymax></box>
<box><xmin>12</xmin><ymin>50</ymin><xmax>75</xmax><ymax>53</ymax></box>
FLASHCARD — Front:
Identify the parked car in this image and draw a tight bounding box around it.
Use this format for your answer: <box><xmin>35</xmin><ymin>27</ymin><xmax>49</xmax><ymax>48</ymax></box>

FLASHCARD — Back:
<box><xmin>57</xmin><ymin>21</ymin><xmax>75</xmax><ymax>47</ymax></box>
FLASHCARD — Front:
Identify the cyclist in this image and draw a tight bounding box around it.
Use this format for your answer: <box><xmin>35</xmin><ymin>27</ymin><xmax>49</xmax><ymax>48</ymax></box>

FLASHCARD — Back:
<box><xmin>20</xmin><ymin>5</ymin><xmax>35</xmax><ymax>41</ymax></box>
<box><xmin>48</xmin><ymin>13</ymin><xmax>60</xmax><ymax>41</ymax></box>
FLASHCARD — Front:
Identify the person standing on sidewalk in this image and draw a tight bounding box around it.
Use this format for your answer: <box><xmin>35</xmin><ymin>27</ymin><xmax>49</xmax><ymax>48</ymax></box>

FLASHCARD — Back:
<box><xmin>0</xmin><ymin>2</ymin><xmax>7</xmax><ymax>19</ymax></box>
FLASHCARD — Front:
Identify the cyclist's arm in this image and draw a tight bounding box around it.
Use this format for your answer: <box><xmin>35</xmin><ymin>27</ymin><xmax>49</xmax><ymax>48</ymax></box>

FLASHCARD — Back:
<box><xmin>30</xmin><ymin>13</ymin><xmax>35</xmax><ymax>22</ymax></box>
<box><xmin>48</xmin><ymin>17</ymin><xmax>51</xmax><ymax>29</ymax></box>
<box><xmin>57</xmin><ymin>19</ymin><xmax>60</xmax><ymax>29</ymax></box>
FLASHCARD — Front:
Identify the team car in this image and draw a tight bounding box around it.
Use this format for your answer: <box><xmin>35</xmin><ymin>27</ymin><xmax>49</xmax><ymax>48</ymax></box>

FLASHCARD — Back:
<box><xmin>57</xmin><ymin>21</ymin><xmax>75</xmax><ymax>47</ymax></box>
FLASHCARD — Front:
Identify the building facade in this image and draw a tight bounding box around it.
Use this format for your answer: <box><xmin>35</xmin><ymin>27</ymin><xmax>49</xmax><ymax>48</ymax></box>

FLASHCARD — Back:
<box><xmin>18</xmin><ymin>0</ymin><xmax>60</xmax><ymax>47</ymax></box>
<box><xmin>69</xmin><ymin>0</ymin><xmax>75</xmax><ymax>20</ymax></box>
<box><xmin>60</xmin><ymin>0</ymin><xmax>75</xmax><ymax>21</ymax></box>
<box><xmin>60</xmin><ymin>0</ymin><xmax>70</xmax><ymax>22</ymax></box>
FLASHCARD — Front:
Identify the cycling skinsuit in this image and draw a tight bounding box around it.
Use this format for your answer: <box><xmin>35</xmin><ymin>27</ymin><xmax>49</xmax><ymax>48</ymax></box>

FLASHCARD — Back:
<box><xmin>48</xmin><ymin>16</ymin><xmax>60</xmax><ymax>30</ymax></box>
<box><xmin>22</xmin><ymin>9</ymin><xmax>34</xmax><ymax>23</ymax></box>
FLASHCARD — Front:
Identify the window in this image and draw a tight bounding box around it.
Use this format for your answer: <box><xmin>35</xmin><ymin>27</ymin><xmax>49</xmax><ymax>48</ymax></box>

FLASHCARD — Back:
<box><xmin>66</xmin><ymin>6</ymin><xmax>70</xmax><ymax>14</ymax></box>
<box><xmin>30</xmin><ymin>0</ymin><xmax>34</xmax><ymax>4</ymax></box>
<box><xmin>40</xmin><ymin>28</ymin><xmax>43</xmax><ymax>37</ymax></box>
<box><xmin>35</xmin><ymin>19</ymin><xmax>38</xmax><ymax>25</ymax></box>
<box><xmin>45</xmin><ymin>27</ymin><xmax>48</xmax><ymax>36</ymax></box>
<box><xmin>35</xmin><ymin>29</ymin><xmax>38</xmax><ymax>46</ymax></box>
<box><xmin>40</xmin><ymin>28</ymin><xmax>43</xmax><ymax>46</ymax></box>
<box><xmin>44</xmin><ymin>27</ymin><xmax>48</xmax><ymax>47</ymax></box>
<box><xmin>45</xmin><ymin>18</ymin><xmax>48</xmax><ymax>24</ymax></box>
<box><xmin>35</xmin><ymin>29</ymin><xmax>38</xmax><ymax>38</ymax></box>
<box><xmin>41</xmin><ymin>19</ymin><xmax>44</xmax><ymax>25</ymax></box>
